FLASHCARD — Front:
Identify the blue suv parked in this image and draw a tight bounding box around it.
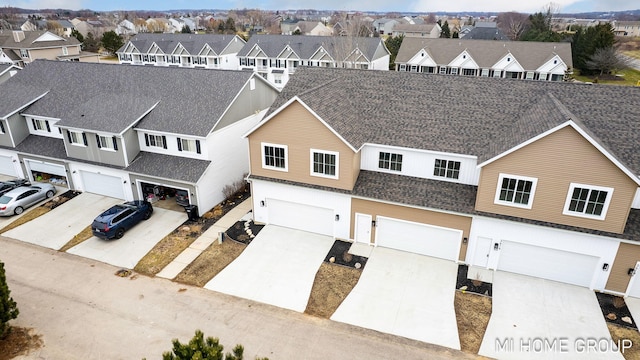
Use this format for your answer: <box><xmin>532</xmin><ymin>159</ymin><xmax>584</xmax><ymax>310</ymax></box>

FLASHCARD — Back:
<box><xmin>92</xmin><ymin>200</ymin><xmax>153</xmax><ymax>239</ymax></box>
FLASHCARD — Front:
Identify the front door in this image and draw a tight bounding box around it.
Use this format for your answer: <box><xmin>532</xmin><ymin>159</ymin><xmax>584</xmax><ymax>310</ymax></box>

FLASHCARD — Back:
<box><xmin>474</xmin><ymin>237</ymin><xmax>492</xmax><ymax>268</ymax></box>
<box><xmin>354</xmin><ymin>213</ymin><xmax>372</xmax><ymax>244</ymax></box>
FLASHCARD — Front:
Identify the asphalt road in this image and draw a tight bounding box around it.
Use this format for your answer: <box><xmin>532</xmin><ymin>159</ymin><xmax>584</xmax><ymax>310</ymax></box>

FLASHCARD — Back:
<box><xmin>0</xmin><ymin>237</ymin><xmax>476</xmax><ymax>360</ymax></box>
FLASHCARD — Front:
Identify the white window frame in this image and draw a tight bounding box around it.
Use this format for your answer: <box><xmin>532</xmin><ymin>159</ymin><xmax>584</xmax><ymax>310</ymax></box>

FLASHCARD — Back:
<box><xmin>148</xmin><ymin>134</ymin><xmax>164</xmax><ymax>148</ymax></box>
<box><xmin>261</xmin><ymin>142</ymin><xmax>288</xmax><ymax>172</ymax></box>
<box><xmin>378</xmin><ymin>151</ymin><xmax>403</xmax><ymax>172</ymax></box>
<box><xmin>310</xmin><ymin>149</ymin><xmax>339</xmax><ymax>179</ymax></box>
<box><xmin>433</xmin><ymin>159</ymin><xmax>461</xmax><ymax>179</ymax></box>
<box><xmin>480</xmin><ymin>68</ymin><xmax>490</xmax><ymax>77</ymax></box>
<box><xmin>62</xmin><ymin>46</ymin><xmax>68</xmax><ymax>55</ymax></box>
<box><xmin>180</xmin><ymin>138</ymin><xmax>198</xmax><ymax>153</ymax></box>
<box><xmin>562</xmin><ymin>183</ymin><xmax>614</xmax><ymax>220</ymax></box>
<box><xmin>68</xmin><ymin>130</ymin><xmax>85</xmax><ymax>146</ymax></box>
<box><xmin>494</xmin><ymin>173</ymin><xmax>538</xmax><ymax>209</ymax></box>
<box><xmin>32</xmin><ymin>119</ymin><xmax>49</xmax><ymax>132</ymax></box>
<box><xmin>449</xmin><ymin>67</ymin><xmax>458</xmax><ymax>75</ymax></box>
<box><xmin>439</xmin><ymin>66</ymin><xmax>447</xmax><ymax>74</ymax></box>
<box><xmin>97</xmin><ymin>135</ymin><xmax>115</xmax><ymax>151</ymax></box>
<box><xmin>20</xmin><ymin>49</ymin><xmax>28</xmax><ymax>58</ymax></box>
<box><xmin>526</xmin><ymin>71</ymin><xmax>535</xmax><ymax>80</ymax></box>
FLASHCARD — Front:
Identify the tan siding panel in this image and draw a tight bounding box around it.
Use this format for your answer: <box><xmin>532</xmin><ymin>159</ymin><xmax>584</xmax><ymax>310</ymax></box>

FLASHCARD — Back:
<box><xmin>476</xmin><ymin>126</ymin><xmax>636</xmax><ymax>233</ymax></box>
<box><xmin>351</xmin><ymin>198</ymin><xmax>472</xmax><ymax>261</ymax></box>
<box><xmin>248</xmin><ymin>101</ymin><xmax>357</xmax><ymax>190</ymax></box>
<box><xmin>606</xmin><ymin>242</ymin><xmax>640</xmax><ymax>293</ymax></box>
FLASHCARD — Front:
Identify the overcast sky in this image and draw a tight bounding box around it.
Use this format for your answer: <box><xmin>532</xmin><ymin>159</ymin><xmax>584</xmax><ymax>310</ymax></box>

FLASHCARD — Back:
<box><xmin>1</xmin><ymin>0</ymin><xmax>639</xmax><ymax>13</ymax></box>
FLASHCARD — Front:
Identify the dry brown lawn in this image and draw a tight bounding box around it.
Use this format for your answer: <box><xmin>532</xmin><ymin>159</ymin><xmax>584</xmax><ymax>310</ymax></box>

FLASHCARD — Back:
<box><xmin>59</xmin><ymin>225</ymin><xmax>94</xmax><ymax>252</ymax></box>
<box><xmin>134</xmin><ymin>223</ymin><xmax>204</xmax><ymax>276</ymax></box>
<box><xmin>607</xmin><ymin>323</ymin><xmax>640</xmax><ymax>360</ymax></box>
<box><xmin>455</xmin><ymin>291</ymin><xmax>492</xmax><ymax>354</ymax></box>
<box><xmin>174</xmin><ymin>238</ymin><xmax>246</xmax><ymax>287</ymax></box>
<box><xmin>305</xmin><ymin>262</ymin><xmax>362</xmax><ymax>318</ymax></box>
<box><xmin>0</xmin><ymin>207</ymin><xmax>50</xmax><ymax>234</ymax></box>
<box><xmin>0</xmin><ymin>327</ymin><xmax>43</xmax><ymax>360</ymax></box>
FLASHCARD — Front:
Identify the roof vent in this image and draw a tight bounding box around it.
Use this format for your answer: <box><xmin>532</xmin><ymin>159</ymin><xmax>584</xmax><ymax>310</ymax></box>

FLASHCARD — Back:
<box><xmin>12</xmin><ymin>30</ymin><xmax>25</xmax><ymax>43</ymax></box>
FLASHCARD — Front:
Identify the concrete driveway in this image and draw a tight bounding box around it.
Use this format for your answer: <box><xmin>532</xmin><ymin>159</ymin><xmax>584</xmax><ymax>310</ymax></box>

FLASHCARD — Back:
<box><xmin>205</xmin><ymin>225</ymin><xmax>334</xmax><ymax>313</ymax></box>
<box><xmin>2</xmin><ymin>192</ymin><xmax>122</xmax><ymax>250</ymax></box>
<box><xmin>67</xmin><ymin>207</ymin><xmax>186</xmax><ymax>269</ymax></box>
<box><xmin>479</xmin><ymin>272</ymin><xmax>624</xmax><ymax>359</ymax></box>
<box><xmin>331</xmin><ymin>247</ymin><xmax>460</xmax><ymax>350</ymax></box>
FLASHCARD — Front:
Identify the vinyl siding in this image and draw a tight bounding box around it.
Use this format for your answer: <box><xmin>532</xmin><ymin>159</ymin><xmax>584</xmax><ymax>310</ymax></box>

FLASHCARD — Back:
<box><xmin>248</xmin><ymin>100</ymin><xmax>358</xmax><ymax>191</ymax></box>
<box><xmin>476</xmin><ymin>126</ymin><xmax>637</xmax><ymax>234</ymax></box>
<box><xmin>351</xmin><ymin>198</ymin><xmax>472</xmax><ymax>261</ymax></box>
<box><xmin>606</xmin><ymin>242</ymin><xmax>639</xmax><ymax>293</ymax></box>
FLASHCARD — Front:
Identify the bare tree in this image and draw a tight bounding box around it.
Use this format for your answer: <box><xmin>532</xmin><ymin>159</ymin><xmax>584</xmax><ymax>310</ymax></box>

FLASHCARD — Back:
<box><xmin>586</xmin><ymin>47</ymin><xmax>629</xmax><ymax>75</ymax></box>
<box><xmin>497</xmin><ymin>12</ymin><xmax>529</xmax><ymax>40</ymax></box>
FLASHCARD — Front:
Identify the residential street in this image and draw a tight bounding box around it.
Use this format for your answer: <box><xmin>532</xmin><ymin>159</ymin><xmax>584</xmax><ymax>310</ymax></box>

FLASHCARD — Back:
<box><xmin>0</xmin><ymin>237</ymin><xmax>474</xmax><ymax>360</ymax></box>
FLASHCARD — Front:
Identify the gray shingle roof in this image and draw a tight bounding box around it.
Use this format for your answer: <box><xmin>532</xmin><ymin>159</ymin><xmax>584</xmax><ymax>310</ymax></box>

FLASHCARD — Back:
<box><xmin>126</xmin><ymin>152</ymin><xmax>210</xmax><ymax>183</ymax></box>
<box><xmin>462</xmin><ymin>27</ymin><xmax>510</xmax><ymax>40</ymax></box>
<box><xmin>0</xmin><ymin>30</ymin><xmax>80</xmax><ymax>49</ymax></box>
<box><xmin>396</xmin><ymin>38</ymin><xmax>573</xmax><ymax>69</ymax></box>
<box><xmin>117</xmin><ymin>33</ymin><xmax>244</xmax><ymax>55</ymax></box>
<box><xmin>238</xmin><ymin>35</ymin><xmax>386</xmax><ymax>62</ymax></box>
<box><xmin>14</xmin><ymin>135</ymin><xmax>67</xmax><ymax>159</ymax></box>
<box><xmin>0</xmin><ymin>83</ymin><xmax>48</xmax><ymax>118</ymax></box>
<box><xmin>267</xmin><ymin>66</ymin><xmax>640</xmax><ymax>177</ymax></box>
<box><xmin>7</xmin><ymin>60</ymin><xmax>254</xmax><ymax>137</ymax></box>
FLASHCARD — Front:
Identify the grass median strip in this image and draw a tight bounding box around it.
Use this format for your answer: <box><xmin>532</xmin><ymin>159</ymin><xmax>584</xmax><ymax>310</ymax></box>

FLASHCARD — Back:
<box><xmin>455</xmin><ymin>291</ymin><xmax>492</xmax><ymax>354</ymax></box>
<box><xmin>173</xmin><ymin>237</ymin><xmax>246</xmax><ymax>287</ymax></box>
<box><xmin>59</xmin><ymin>226</ymin><xmax>94</xmax><ymax>252</ymax></box>
<box><xmin>134</xmin><ymin>224</ymin><xmax>204</xmax><ymax>276</ymax></box>
<box><xmin>305</xmin><ymin>263</ymin><xmax>362</xmax><ymax>318</ymax></box>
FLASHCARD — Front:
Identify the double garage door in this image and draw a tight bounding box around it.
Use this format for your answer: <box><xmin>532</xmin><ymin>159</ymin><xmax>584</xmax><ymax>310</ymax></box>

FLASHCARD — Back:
<box><xmin>497</xmin><ymin>241</ymin><xmax>599</xmax><ymax>288</ymax></box>
<box><xmin>267</xmin><ymin>199</ymin><xmax>334</xmax><ymax>236</ymax></box>
<box><xmin>80</xmin><ymin>171</ymin><xmax>125</xmax><ymax>199</ymax></box>
<box><xmin>376</xmin><ymin>216</ymin><xmax>462</xmax><ymax>261</ymax></box>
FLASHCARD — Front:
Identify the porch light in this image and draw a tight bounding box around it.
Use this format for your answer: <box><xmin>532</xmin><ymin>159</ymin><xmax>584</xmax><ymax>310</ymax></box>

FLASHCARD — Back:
<box><xmin>463</xmin><ymin>237</ymin><xmax>468</xmax><ymax>244</ymax></box>
<box><xmin>602</xmin><ymin>263</ymin><xmax>609</xmax><ymax>271</ymax></box>
<box><xmin>628</xmin><ymin>268</ymin><xmax>635</xmax><ymax>276</ymax></box>
<box><xmin>335</xmin><ymin>214</ymin><xmax>340</xmax><ymax>221</ymax></box>
<box><xmin>260</xmin><ymin>200</ymin><xmax>265</xmax><ymax>207</ymax></box>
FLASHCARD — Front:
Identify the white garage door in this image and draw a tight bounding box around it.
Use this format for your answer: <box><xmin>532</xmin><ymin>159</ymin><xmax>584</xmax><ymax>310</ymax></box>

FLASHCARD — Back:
<box><xmin>267</xmin><ymin>199</ymin><xmax>334</xmax><ymax>236</ymax></box>
<box><xmin>376</xmin><ymin>216</ymin><xmax>462</xmax><ymax>261</ymax></box>
<box><xmin>498</xmin><ymin>241</ymin><xmax>599</xmax><ymax>287</ymax></box>
<box><xmin>0</xmin><ymin>155</ymin><xmax>17</xmax><ymax>177</ymax></box>
<box><xmin>80</xmin><ymin>171</ymin><xmax>125</xmax><ymax>199</ymax></box>
<box><xmin>25</xmin><ymin>159</ymin><xmax>66</xmax><ymax>177</ymax></box>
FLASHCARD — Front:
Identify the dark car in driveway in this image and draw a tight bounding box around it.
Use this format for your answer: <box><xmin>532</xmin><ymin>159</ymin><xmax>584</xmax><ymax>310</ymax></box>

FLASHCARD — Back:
<box><xmin>91</xmin><ymin>200</ymin><xmax>153</xmax><ymax>239</ymax></box>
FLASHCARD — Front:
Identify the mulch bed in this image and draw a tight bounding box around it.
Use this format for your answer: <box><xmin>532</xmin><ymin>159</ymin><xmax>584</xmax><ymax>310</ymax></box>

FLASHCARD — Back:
<box><xmin>224</xmin><ymin>217</ymin><xmax>264</xmax><ymax>244</ymax></box>
<box><xmin>324</xmin><ymin>240</ymin><xmax>368</xmax><ymax>269</ymax></box>
<box><xmin>596</xmin><ymin>292</ymin><xmax>637</xmax><ymax>329</ymax></box>
<box><xmin>456</xmin><ymin>264</ymin><xmax>492</xmax><ymax>297</ymax></box>
<box><xmin>183</xmin><ymin>186</ymin><xmax>251</xmax><ymax>233</ymax></box>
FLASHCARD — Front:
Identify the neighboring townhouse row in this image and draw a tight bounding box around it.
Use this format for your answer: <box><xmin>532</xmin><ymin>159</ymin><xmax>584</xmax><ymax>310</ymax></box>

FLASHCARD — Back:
<box><xmin>244</xmin><ymin>66</ymin><xmax>640</xmax><ymax>297</ymax></box>
<box><xmin>116</xmin><ymin>33</ymin><xmax>246</xmax><ymax>70</ymax></box>
<box><xmin>0</xmin><ymin>30</ymin><xmax>90</xmax><ymax>67</ymax></box>
<box><xmin>117</xmin><ymin>33</ymin><xmax>390</xmax><ymax>89</ymax></box>
<box><xmin>395</xmin><ymin>38</ymin><xmax>572</xmax><ymax>81</ymax></box>
<box><xmin>0</xmin><ymin>60</ymin><xmax>279</xmax><ymax>216</ymax></box>
<box><xmin>613</xmin><ymin>21</ymin><xmax>640</xmax><ymax>37</ymax></box>
<box><xmin>237</xmin><ymin>35</ymin><xmax>390</xmax><ymax>88</ymax></box>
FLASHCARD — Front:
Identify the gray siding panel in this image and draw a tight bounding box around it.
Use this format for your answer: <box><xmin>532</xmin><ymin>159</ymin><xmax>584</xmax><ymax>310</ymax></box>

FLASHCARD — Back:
<box><xmin>214</xmin><ymin>78</ymin><xmax>278</xmax><ymax>131</ymax></box>
<box><xmin>64</xmin><ymin>129</ymin><xmax>127</xmax><ymax>167</ymax></box>
<box><xmin>7</xmin><ymin>113</ymin><xmax>30</xmax><ymax>147</ymax></box>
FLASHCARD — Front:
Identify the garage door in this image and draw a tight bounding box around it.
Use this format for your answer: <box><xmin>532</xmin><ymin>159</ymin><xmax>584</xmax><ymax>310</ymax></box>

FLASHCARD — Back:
<box><xmin>267</xmin><ymin>199</ymin><xmax>334</xmax><ymax>236</ymax></box>
<box><xmin>498</xmin><ymin>241</ymin><xmax>599</xmax><ymax>287</ymax></box>
<box><xmin>376</xmin><ymin>216</ymin><xmax>462</xmax><ymax>261</ymax></box>
<box><xmin>25</xmin><ymin>159</ymin><xmax>66</xmax><ymax>177</ymax></box>
<box><xmin>80</xmin><ymin>171</ymin><xmax>125</xmax><ymax>199</ymax></box>
<box><xmin>0</xmin><ymin>155</ymin><xmax>17</xmax><ymax>177</ymax></box>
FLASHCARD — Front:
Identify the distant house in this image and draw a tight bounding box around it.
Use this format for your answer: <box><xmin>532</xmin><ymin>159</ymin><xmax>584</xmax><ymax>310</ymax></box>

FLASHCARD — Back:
<box><xmin>237</xmin><ymin>34</ymin><xmax>390</xmax><ymax>88</ymax></box>
<box><xmin>145</xmin><ymin>18</ymin><xmax>175</xmax><ymax>33</ymax></box>
<box><xmin>395</xmin><ymin>38</ymin><xmax>572</xmax><ymax>81</ymax></box>
<box><xmin>613</xmin><ymin>21</ymin><xmax>640</xmax><ymax>37</ymax></box>
<box><xmin>116</xmin><ymin>19</ymin><xmax>136</xmax><ymax>36</ymax></box>
<box><xmin>280</xmin><ymin>20</ymin><xmax>332</xmax><ymax>36</ymax></box>
<box><xmin>73</xmin><ymin>19</ymin><xmax>114</xmax><ymax>37</ymax></box>
<box><xmin>373</xmin><ymin>18</ymin><xmax>399</xmax><ymax>35</ymax></box>
<box><xmin>117</xmin><ymin>33</ymin><xmax>245</xmax><ymax>70</ymax></box>
<box><xmin>0</xmin><ymin>31</ymin><xmax>83</xmax><ymax>67</ymax></box>
<box><xmin>461</xmin><ymin>22</ymin><xmax>509</xmax><ymax>40</ymax></box>
<box><xmin>392</xmin><ymin>24</ymin><xmax>441</xmax><ymax>38</ymax></box>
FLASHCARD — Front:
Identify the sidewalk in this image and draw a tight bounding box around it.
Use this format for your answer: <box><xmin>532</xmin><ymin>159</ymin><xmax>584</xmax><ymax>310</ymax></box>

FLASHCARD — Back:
<box><xmin>156</xmin><ymin>196</ymin><xmax>253</xmax><ymax>279</ymax></box>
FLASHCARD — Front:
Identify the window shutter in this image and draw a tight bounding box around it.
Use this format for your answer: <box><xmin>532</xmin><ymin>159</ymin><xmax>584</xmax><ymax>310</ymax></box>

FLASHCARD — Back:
<box><xmin>82</xmin><ymin>133</ymin><xmax>87</xmax><ymax>146</ymax></box>
<box><xmin>66</xmin><ymin>130</ymin><xmax>72</xmax><ymax>143</ymax></box>
<box><xmin>45</xmin><ymin>120</ymin><xmax>50</xmax><ymax>132</ymax></box>
<box><xmin>177</xmin><ymin>138</ymin><xmax>182</xmax><ymax>151</ymax></box>
<box><xmin>0</xmin><ymin>121</ymin><xmax>5</xmax><ymax>133</ymax></box>
<box><xmin>96</xmin><ymin>134</ymin><xmax>101</xmax><ymax>148</ymax></box>
<box><xmin>196</xmin><ymin>140</ymin><xmax>201</xmax><ymax>154</ymax></box>
<box><xmin>31</xmin><ymin>118</ymin><xmax>36</xmax><ymax>129</ymax></box>
<box><xmin>162</xmin><ymin>136</ymin><xmax>167</xmax><ymax>149</ymax></box>
<box><xmin>144</xmin><ymin>134</ymin><xmax>149</xmax><ymax>146</ymax></box>
<box><xmin>112</xmin><ymin>137</ymin><xmax>118</xmax><ymax>151</ymax></box>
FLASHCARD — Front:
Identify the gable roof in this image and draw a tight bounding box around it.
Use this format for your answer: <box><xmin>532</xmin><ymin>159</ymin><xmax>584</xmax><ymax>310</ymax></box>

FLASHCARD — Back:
<box><xmin>116</xmin><ymin>33</ymin><xmax>245</xmax><ymax>55</ymax></box>
<box><xmin>262</xmin><ymin>66</ymin><xmax>640</xmax><ymax>179</ymax></box>
<box><xmin>462</xmin><ymin>26</ymin><xmax>510</xmax><ymax>40</ymax></box>
<box><xmin>396</xmin><ymin>38</ymin><xmax>573</xmax><ymax>69</ymax></box>
<box><xmin>6</xmin><ymin>60</ymin><xmax>257</xmax><ymax>137</ymax></box>
<box><xmin>238</xmin><ymin>35</ymin><xmax>387</xmax><ymax>62</ymax></box>
<box><xmin>0</xmin><ymin>31</ymin><xmax>80</xmax><ymax>49</ymax></box>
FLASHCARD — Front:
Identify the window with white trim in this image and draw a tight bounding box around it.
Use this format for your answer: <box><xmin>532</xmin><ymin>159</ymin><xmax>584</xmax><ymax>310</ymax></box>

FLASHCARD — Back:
<box><xmin>177</xmin><ymin>138</ymin><xmax>201</xmax><ymax>154</ymax></box>
<box><xmin>262</xmin><ymin>143</ymin><xmax>287</xmax><ymax>171</ymax></box>
<box><xmin>434</xmin><ymin>159</ymin><xmax>460</xmax><ymax>179</ymax></box>
<box><xmin>494</xmin><ymin>174</ymin><xmax>537</xmax><ymax>209</ymax></box>
<box><xmin>439</xmin><ymin>66</ymin><xmax>447</xmax><ymax>74</ymax></box>
<box><xmin>378</xmin><ymin>152</ymin><xmax>402</xmax><ymax>172</ymax></box>
<box><xmin>62</xmin><ymin>46</ymin><xmax>68</xmax><ymax>55</ymax></box>
<box><xmin>563</xmin><ymin>183</ymin><xmax>613</xmax><ymax>220</ymax></box>
<box><xmin>310</xmin><ymin>149</ymin><xmax>338</xmax><ymax>178</ymax></box>
<box><xmin>66</xmin><ymin>130</ymin><xmax>86</xmax><ymax>146</ymax></box>
<box><xmin>20</xmin><ymin>49</ymin><xmax>28</xmax><ymax>58</ymax></box>
<box><xmin>31</xmin><ymin>119</ymin><xmax>50</xmax><ymax>132</ymax></box>
<box><xmin>144</xmin><ymin>134</ymin><xmax>167</xmax><ymax>149</ymax></box>
<box><xmin>96</xmin><ymin>134</ymin><xmax>118</xmax><ymax>151</ymax></box>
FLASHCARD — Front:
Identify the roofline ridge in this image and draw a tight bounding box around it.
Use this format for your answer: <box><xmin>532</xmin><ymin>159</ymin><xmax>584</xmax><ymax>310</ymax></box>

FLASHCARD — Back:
<box><xmin>297</xmin><ymin>73</ymin><xmax>338</xmax><ymax>97</ymax></box>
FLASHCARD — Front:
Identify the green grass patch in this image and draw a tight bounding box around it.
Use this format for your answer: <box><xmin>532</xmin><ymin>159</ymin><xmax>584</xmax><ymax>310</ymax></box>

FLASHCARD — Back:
<box><xmin>623</xmin><ymin>50</ymin><xmax>640</xmax><ymax>60</ymax></box>
<box><xmin>572</xmin><ymin>68</ymin><xmax>640</xmax><ymax>86</ymax></box>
